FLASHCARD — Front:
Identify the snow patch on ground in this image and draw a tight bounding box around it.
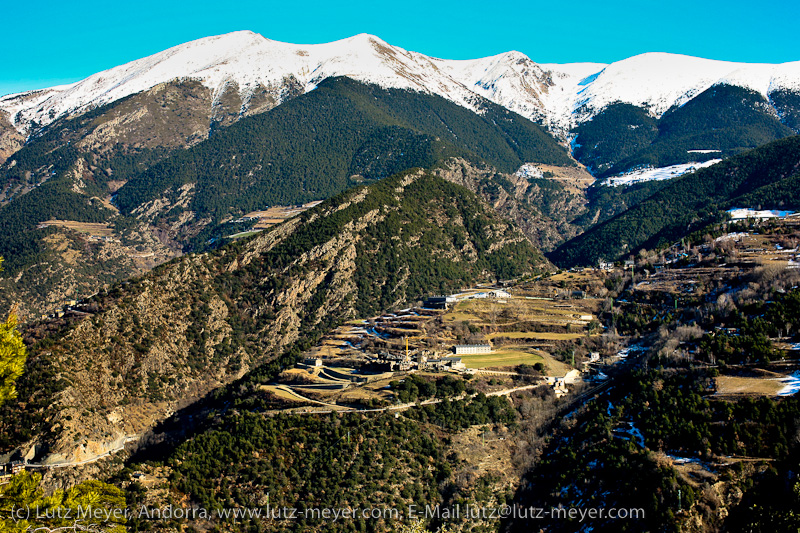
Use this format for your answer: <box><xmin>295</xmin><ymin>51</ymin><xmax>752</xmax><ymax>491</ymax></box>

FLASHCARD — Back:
<box><xmin>515</xmin><ymin>163</ymin><xmax>544</xmax><ymax>179</ymax></box>
<box><xmin>715</xmin><ymin>232</ymin><xmax>748</xmax><ymax>242</ymax></box>
<box><xmin>777</xmin><ymin>371</ymin><xmax>800</xmax><ymax>396</ymax></box>
<box><xmin>613</xmin><ymin>422</ymin><xmax>645</xmax><ymax>447</ymax></box>
<box><xmin>614</xmin><ymin>345</ymin><xmax>645</xmax><ymax>359</ymax></box>
<box><xmin>601</xmin><ymin>159</ymin><xmax>721</xmax><ymax>187</ymax></box>
<box><xmin>728</xmin><ymin>208</ymin><xmax>796</xmax><ymax>220</ymax></box>
<box><xmin>667</xmin><ymin>455</ymin><xmax>699</xmax><ymax>465</ymax></box>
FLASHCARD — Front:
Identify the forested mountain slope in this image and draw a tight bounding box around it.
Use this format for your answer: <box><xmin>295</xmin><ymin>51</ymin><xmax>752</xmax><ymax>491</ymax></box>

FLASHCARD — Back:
<box><xmin>0</xmin><ymin>170</ymin><xmax>547</xmax><ymax>464</ymax></box>
<box><xmin>549</xmin><ymin>135</ymin><xmax>800</xmax><ymax>266</ymax></box>
<box><xmin>0</xmin><ymin>77</ymin><xmax>569</xmax><ymax>318</ymax></box>
<box><xmin>114</xmin><ymin>76</ymin><xmax>573</xmax><ymax>225</ymax></box>
<box><xmin>572</xmin><ymin>85</ymin><xmax>796</xmax><ymax>177</ymax></box>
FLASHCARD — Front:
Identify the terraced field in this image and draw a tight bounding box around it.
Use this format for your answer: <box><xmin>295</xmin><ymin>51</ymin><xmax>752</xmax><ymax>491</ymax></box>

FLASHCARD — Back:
<box><xmin>485</xmin><ymin>331</ymin><xmax>585</xmax><ymax>341</ymax></box>
<box><xmin>444</xmin><ymin>297</ymin><xmax>598</xmax><ymax>329</ymax></box>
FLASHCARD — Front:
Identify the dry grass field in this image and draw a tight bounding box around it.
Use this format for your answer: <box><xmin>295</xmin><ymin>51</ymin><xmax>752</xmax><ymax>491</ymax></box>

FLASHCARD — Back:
<box><xmin>244</xmin><ymin>201</ymin><xmax>323</xmax><ymax>229</ymax></box>
<box><xmin>549</xmin><ymin>271</ymin><xmax>599</xmax><ymax>283</ymax></box>
<box><xmin>444</xmin><ymin>297</ymin><xmax>597</xmax><ymax>329</ymax></box>
<box><xmin>715</xmin><ymin>371</ymin><xmax>791</xmax><ymax>397</ymax></box>
<box><xmin>485</xmin><ymin>331</ymin><xmax>585</xmax><ymax>341</ymax></box>
<box><xmin>40</xmin><ymin>219</ymin><xmax>115</xmax><ymax>236</ymax></box>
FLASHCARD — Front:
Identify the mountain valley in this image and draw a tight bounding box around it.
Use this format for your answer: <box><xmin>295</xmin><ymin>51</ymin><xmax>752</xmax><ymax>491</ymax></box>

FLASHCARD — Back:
<box><xmin>1</xmin><ymin>29</ymin><xmax>800</xmax><ymax>533</ymax></box>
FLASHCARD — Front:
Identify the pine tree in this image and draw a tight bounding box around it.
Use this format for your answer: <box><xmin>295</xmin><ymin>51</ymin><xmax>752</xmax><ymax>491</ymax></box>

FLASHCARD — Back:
<box><xmin>0</xmin><ymin>258</ymin><xmax>26</xmax><ymax>406</ymax></box>
<box><xmin>0</xmin><ymin>471</ymin><xmax>126</xmax><ymax>532</ymax></box>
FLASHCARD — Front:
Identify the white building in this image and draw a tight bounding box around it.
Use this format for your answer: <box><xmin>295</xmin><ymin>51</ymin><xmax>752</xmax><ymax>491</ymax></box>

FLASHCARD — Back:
<box><xmin>453</xmin><ymin>344</ymin><xmax>491</xmax><ymax>355</ymax></box>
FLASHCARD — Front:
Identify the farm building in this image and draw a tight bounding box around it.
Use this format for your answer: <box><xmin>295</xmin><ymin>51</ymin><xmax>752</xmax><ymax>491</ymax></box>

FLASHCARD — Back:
<box><xmin>443</xmin><ymin>357</ymin><xmax>466</xmax><ymax>370</ymax></box>
<box><xmin>424</xmin><ymin>357</ymin><xmax>467</xmax><ymax>371</ymax></box>
<box><xmin>423</xmin><ymin>295</ymin><xmax>457</xmax><ymax>309</ymax></box>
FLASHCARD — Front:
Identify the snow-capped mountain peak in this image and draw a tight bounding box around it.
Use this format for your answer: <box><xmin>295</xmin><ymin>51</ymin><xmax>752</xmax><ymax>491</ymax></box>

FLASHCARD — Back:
<box><xmin>2</xmin><ymin>31</ymin><xmax>799</xmax><ymax>140</ymax></box>
<box><xmin>435</xmin><ymin>50</ymin><xmax>555</xmax><ymax>123</ymax></box>
<box><xmin>544</xmin><ymin>52</ymin><xmax>800</xmax><ymax>127</ymax></box>
<box><xmin>0</xmin><ymin>31</ymin><xmax>488</xmax><ymax>133</ymax></box>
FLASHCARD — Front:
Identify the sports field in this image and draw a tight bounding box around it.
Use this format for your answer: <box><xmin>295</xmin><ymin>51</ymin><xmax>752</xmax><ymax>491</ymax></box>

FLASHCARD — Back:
<box><xmin>459</xmin><ymin>349</ymin><xmax>544</xmax><ymax>369</ymax></box>
<box><xmin>458</xmin><ymin>348</ymin><xmax>572</xmax><ymax>375</ymax></box>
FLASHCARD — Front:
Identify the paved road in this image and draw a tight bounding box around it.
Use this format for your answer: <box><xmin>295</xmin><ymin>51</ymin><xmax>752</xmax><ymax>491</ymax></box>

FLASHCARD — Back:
<box><xmin>266</xmin><ymin>382</ymin><xmax>545</xmax><ymax>416</ymax></box>
<box><xmin>10</xmin><ymin>382</ymin><xmax>548</xmax><ymax>470</ymax></box>
<box><xmin>19</xmin><ymin>375</ymin><xmax>600</xmax><ymax>470</ymax></box>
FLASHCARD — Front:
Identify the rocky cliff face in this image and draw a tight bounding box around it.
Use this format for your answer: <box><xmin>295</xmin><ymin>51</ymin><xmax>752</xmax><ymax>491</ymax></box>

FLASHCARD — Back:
<box><xmin>0</xmin><ymin>225</ymin><xmax>179</xmax><ymax>322</ymax></box>
<box><xmin>0</xmin><ymin>111</ymin><xmax>24</xmax><ymax>164</ymax></box>
<box><xmin>434</xmin><ymin>159</ymin><xmax>593</xmax><ymax>251</ymax></box>
<box><xmin>3</xmin><ymin>170</ymin><xmax>548</xmax><ymax>464</ymax></box>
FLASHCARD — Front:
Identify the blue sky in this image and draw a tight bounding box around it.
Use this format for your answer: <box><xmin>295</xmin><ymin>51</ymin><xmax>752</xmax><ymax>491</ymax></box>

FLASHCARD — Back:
<box><xmin>2</xmin><ymin>0</ymin><xmax>799</xmax><ymax>96</ymax></box>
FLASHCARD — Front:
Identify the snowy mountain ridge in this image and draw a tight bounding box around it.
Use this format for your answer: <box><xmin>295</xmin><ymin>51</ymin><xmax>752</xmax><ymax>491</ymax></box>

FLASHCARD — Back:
<box><xmin>544</xmin><ymin>52</ymin><xmax>800</xmax><ymax>130</ymax></box>
<box><xmin>2</xmin><ymin>30</ymin><xmax>800</xmax><ymax>138</ymax></box>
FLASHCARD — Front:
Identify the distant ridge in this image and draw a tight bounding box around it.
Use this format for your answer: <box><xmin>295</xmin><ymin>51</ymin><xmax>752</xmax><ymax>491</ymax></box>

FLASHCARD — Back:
<box><xmin>548</xmin><ymin>135</ymin><xmax>800</xmax><ymax>267</ymax></box>
<box><xmin>3</xmin><ymin>31</ymin><xmax>799</xmax><ymax>139</ymax></box>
